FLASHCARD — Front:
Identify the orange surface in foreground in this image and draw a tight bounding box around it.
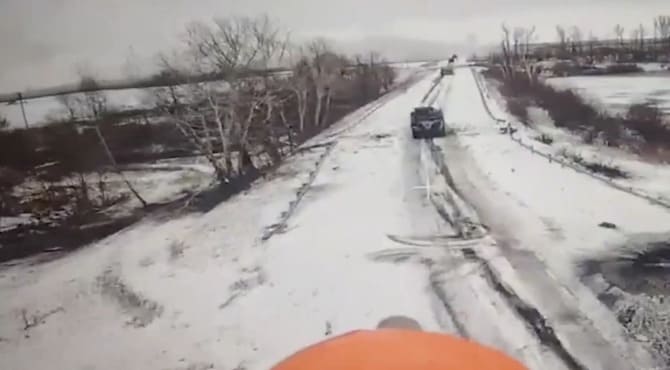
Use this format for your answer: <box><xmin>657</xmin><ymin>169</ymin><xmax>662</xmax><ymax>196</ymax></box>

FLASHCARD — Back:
<box><xmin>272</xmin><ymin>329</ymin><xmax>529</xmax><ymax>370</ymax></box>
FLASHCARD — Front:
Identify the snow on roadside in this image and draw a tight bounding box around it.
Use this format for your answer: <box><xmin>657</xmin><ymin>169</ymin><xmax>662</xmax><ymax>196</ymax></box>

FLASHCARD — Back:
<box><xmin>480</xmin><ymin>69</ymin><xmax>670</xmax><ymax>365</ymax></box>
<box><xmin>0</xmin><ymin>73</ymin><xmax>448</xmax><ymax>370</ymax></box>
<box><xmin>637</xmin><ymin>63</ymin><xmax>670</xmax><ymax>73</ymax></box>
<box><xmin>483</xmin><ymin>74</ymin><xmax>670</xmax><ymax>207</ymax></box>
<box><xmin>470</xmin><ymin>67</ymin><xmax>670</xmax><ymax>264</ymax></box>
<box><xmin>436</xmin><ymin>67</ymin><xmax>667</xmax><ymax>368</ymax></box>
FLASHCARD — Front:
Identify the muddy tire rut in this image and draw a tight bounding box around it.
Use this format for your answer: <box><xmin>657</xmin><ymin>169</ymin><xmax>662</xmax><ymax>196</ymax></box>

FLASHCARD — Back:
<box><xmin>422</xmin><ymin>138</ymin><xmax>599</xmax><ymax>370</ymax></box>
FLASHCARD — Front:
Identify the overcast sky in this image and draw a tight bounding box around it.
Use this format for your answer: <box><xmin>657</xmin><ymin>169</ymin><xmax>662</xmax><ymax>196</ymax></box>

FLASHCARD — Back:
<box><xmin>0</xmin><ymin>0</ymin><xmax>667</xmax><ymax>92</ymax></box>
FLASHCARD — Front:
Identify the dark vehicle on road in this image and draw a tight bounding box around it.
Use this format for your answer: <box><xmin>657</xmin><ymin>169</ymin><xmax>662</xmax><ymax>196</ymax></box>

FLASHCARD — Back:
<box><xmin>440</xmin><ymin>66</ymin><xmax>454</xmax><ymax>76</ymax></box>
<box><xmin>440</xmin><ymin>55</ymin><xmax>457</xmax><ymax>76</ymax></box>
<box><xmin>410</xmin><ymin>106</ymin><xmax>446</xmax><ymax>139</ymax></box>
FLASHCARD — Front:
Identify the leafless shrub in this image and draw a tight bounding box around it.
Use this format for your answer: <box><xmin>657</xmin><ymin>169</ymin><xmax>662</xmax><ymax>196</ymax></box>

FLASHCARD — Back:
<box><xmin>0</xmin><ymin>114</ymin><xmax>8</xmax><ymax>129</ymax></box>
<box><xmin>20</xmin><ymin>306</ymin><xmax>65</xmax><ymax>332</ymax></box>
<box><xmin>138</xmin><ymin>256</ymin><xmax>155</xmax><ymax>267</ymax></box>
<box><xmin>97</xmin><ymin>269</ymin><xmax>163</xmax><ymax>327</ymax></box>
<box><xmin>168</xmin><ymin>240</ymin><xmax>186</xmax><ymax>260</ymax></box>
<box><xmin>534</xmin><ymin>133</ymin><xmax>554</xmax><ymax>145</ymax></box>
<box><xmin>557</xmin><ymin>147</ymin><xmax>629</xmax><ymax>178</ymax></box>
<box><xmin>506</xmin><ymin>98</ymin><xmax>530</xmax><ymax>124</ymax></box>
<box><xmin>623</xmin><ymin>103</ymin><xmax>670</xmax><ymax>147</ymax></box>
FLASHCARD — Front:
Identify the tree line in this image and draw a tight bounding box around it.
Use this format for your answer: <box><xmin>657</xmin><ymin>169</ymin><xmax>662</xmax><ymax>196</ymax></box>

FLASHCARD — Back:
<box><xmin>495</xmin><ymin>15</ymin><xmax>670</xmax><ymax>63</ymax></box>
<box><xmin>488</xmin><ymin>15</ymin><xmax>670</xmax><ymax>161</ymax></box>
<box><xmin>0</xmin><ymin>15</ymin><xmax>396</xmax><ymax>229</ymax></box>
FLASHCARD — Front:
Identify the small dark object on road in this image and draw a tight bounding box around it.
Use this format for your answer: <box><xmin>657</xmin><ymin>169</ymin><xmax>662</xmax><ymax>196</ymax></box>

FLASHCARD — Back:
<box><xmin>598</xmin><ymin>222</ymin><xmax>617</xmax><ymax>229</ymax></box>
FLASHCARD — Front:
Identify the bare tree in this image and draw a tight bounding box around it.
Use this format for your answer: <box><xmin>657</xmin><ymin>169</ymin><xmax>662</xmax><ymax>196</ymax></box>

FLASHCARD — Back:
<box><xmin>161</xmin><ymin>15</ymin><xmax>291</xmax><ymax>181</ymax></box>
<box><xmin>614</xmin><ymin>24</ymin><xmax>625</xmax><ymax>46</ymax></box>
<box><xmin>630</xmin><ymin>29</ymin><xmax>641</xmax><ymax>49</ymax></box>
<box><xmin>520</xmin><ymin>26</ymin><xmax>537</xmax><ymax>81</ymax></box>
<box><xmin>638</xmin><ymin>24</ymin><xmax>647</xmax><ymax>51</ymax></box>
<box><xmin>556</xmin><ymin>25</ymin><xmax>568</xmax><ymax>54</ymax></box>
<box><xmin>570</xmin><ymin>26</ymin><xmax>583</xmax><ymax>55</ymax></box>
<box><xmin>305</xmin><ymin>39</ymin><xmax>348</xmax><ymax>127</ymax></box>
<box><xmin>521</xmin><ymin>26</ymin><xmax>536</xmax><ymax>56</ymax></box>
<box><xmin>501</xmin><ymin>24</ymin><xmax>513</xmax><ymax>79</ymax></box>
<box><xmin>587</xmin><ymin>32</ymin><xmax>599</xmax><ymax>60</ymax></box>
<box><xmin>55</xmin><ymin>95</ymin><xmax>80</xmax><ymax>121</ymax></box>
<box><xmin>655</xmin><ymin>16</ymin><xmax>670</xmax><ymax>52</ymax></box>
<box><xmin>513</xmin><ymin>27</ymin><xmax>524</xmax><ymax>60</ymax></box>
<box><xmin>77</xmin><ymin>75</ymin><xmax>148</xmax><ymax>207</ymax></box>
<box><xmin>285</xmin><ymin>45</ymin><xmax>311</xmax><ymax>132</ymax></box>
<box><xmin>655</xmin><ymin>16</ymin><xmax>670</xmax><ymax>39</ymax></box>
<box><xmin>306</xmin><ymin>39</ymin><xmax>331</xmax><ymax>127</ymax></box>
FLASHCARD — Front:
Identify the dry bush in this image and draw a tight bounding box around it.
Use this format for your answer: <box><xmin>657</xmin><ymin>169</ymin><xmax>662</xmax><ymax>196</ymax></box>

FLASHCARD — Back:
<box><xmin>533</xmin><ymin>85</ymin><xmax>598</xmax><ymax>130</ymax></box>
<box><xmin>623</xmin><ymin>103</ymin><xmax>670</xmax><ymax>147</ymax></box>
<box><xmin>604</xmin><ymin>64</ymin><xmax>643</xmax><ymax>74</ymax></box>
<box><xmin>506</xmin><ymin>98</ymin><xmax>530</xmax><ymax>124</ymax></box>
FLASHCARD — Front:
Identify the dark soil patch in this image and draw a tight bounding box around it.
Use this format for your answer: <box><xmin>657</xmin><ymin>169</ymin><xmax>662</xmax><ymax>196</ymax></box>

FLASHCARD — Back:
<box><xmin>563</xmin><ymin>152</ymin><xmax>630</xmax><ymax>179</ymax></box>
<box><xmin>581</xmin><ymin>161</ymin><xmax>629</xmax><ymax>179</ymax></box>
<box><xmin>579</xmin><ymin>239</ymin><xmax>670</xmax><ymax>296</ymax></box>
<box><xmin>185</xmin><ymin>170</ymin><xmax>263</xmax><ymax>213</ymax></box>
<box><xmin>372</xmin><ymin>133</ymin><xmax>392</xmax><ymax>140</ymax></box>
<box><xmin>0</xmin><ymin>213</ymin><xmax>141</xmax><ymax>264</ymax></box>
<box><xmin>97</xmin><ymin>268</ymin><xmax>163</xmax><ymax>327</ymax></box>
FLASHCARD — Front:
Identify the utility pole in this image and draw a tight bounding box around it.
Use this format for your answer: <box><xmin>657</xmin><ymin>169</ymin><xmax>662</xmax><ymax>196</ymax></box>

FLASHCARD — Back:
<box><xmin>17</xmin><ymin>93</ymin><xmax>29</xmax><ymax>129</ymax></box>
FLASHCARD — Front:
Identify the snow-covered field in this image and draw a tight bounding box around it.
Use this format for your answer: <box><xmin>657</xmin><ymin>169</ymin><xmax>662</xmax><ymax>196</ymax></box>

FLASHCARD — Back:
<box><xmin>546</xmin><ymin>74</ymin><xmax>670</xmax><ymax>116</ymax></box>
<box><xmin>2</xmin><ymin>65</ymin><xmax>669</xmax><ymax>370</ymax></box>
<box><xmin>1</xmin><ymin>156</ymin><xmax>215</xmax><ymax>234</ymax></box>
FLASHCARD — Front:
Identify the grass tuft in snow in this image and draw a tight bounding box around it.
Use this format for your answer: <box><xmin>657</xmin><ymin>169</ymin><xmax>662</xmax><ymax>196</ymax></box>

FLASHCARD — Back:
<box><xmin>614</xmin><ymin>294</ymin><xmax>670</xmax><ymax>364</ymax></box>
<box><xmin>168</xmin><ymin>240</ymin><xmax>187</xmax><ymax>260</ymax></box>
<box><xmin>97</xmin><ymin>269</ymin><xmax>164</xmax><ymax>327</ymax></box>
<box><xmin>557</xmin><ymin>148</ymin><xmax>629</xmax><ymax>179</ymax></box>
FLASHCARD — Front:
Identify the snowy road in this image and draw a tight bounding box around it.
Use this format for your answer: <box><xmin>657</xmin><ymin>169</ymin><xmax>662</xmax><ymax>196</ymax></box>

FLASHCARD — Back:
<box><xmin>1</xmin><ymin>67</ymin><xmax>668</xmax><ymax>370</ymax></box>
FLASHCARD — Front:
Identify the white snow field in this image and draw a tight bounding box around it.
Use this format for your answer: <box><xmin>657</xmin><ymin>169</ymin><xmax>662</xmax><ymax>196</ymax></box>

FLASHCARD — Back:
<box><xmin>1</xmin><ymin>65</ymin><xmax>668</xmax><ymax>370</ymax></box>
<box><xmin>546</xmin><ymin>74</ymin><xmax>670</xmax><ymax>116</ymax></box>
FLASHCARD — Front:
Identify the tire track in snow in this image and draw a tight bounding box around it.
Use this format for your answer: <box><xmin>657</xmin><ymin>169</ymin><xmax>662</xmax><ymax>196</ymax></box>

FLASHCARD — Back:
<box><xmin>425</xmin><ymin>133</ymin><xmax>657</xmax><ymax>369</ymax></box>
<box><xmin>423</xmin><ymin>138</ymin><xmax>588</xmax><ymax>370</ymax></box>
<box><xmin>420</xmin><ymin>74</ymin><xmax>445</xmax><ymax>104</ymax></box>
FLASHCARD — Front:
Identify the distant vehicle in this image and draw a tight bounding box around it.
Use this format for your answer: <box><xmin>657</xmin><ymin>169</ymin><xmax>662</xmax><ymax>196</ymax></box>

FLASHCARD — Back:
<box><xmin>440</xmin><ymin>66</ymin><xmax>454</xmax><ymax>76</ymax></box>
<box><xmin>441</xmin><ymin>56</ymin><xmax>456</xmax><ymax>76</ymax></box>
<box><xmin>410</xmin><ymin>106</ymin><xmax>446</xmax><ymax>139</ymax></box>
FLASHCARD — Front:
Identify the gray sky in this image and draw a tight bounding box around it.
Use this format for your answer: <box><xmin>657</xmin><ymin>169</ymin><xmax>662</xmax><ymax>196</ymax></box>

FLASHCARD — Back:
<box><xmin>0</xmin><ymin>0</ymin><xmax>667</xmax><ymax>92</ymax></box>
